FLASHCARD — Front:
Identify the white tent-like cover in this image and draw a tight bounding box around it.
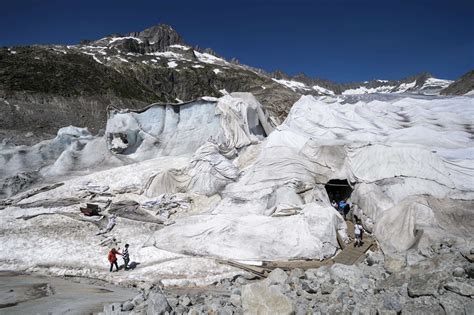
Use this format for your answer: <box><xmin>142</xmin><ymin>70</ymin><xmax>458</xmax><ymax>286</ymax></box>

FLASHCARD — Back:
<box><xmin>0</xmin><ymin>92</ymin><xmax>473</xmax><ymax>285</ymax></box>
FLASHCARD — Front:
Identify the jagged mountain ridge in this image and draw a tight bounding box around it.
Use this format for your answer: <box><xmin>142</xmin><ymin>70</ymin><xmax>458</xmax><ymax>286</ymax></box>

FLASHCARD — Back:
<box><xmin>270</xmin><ymin>70</ymin><xmax>454</xmax><ymax>95</ymax></box>
<box><xmin>441</xmin><ymin>70</ymin><xmax>474</xmax><ymax>96</ymax></box>
<box><xmin>0</xmin><ymin>24</ymin><xmax>468</xmax><ymax>144</ymax></box>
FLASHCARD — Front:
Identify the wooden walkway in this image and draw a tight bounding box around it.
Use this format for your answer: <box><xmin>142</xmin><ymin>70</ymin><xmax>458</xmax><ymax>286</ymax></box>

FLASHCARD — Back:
<box><xmin>333</xmin><ymin>220</ymin><xmax>375</xmax><ymax>265</ymax></box>
<box><xmin>333</xmin><ymin>237</ymin><xmax>374</xmax><ymax>265</ymax></box>
<box><xmin>220</xmin><ymin>221</ymin><xmax>375</xmax><ymax>276</ymax></box>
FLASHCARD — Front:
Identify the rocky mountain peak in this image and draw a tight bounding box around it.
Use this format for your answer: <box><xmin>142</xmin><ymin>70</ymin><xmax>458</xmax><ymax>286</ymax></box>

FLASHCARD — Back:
<box><xmin>271</xmin><ymin>70</ymin><xmax>290</xmax><ymax>80</ymax></box>
<box><xmin>441</xmin><ymin>69</ymin><xmax>474</xmax><ymax>95</ymax></box>
<box><xmin>127</xmin><ymin>24</ymin><xmax>184</xmax><ymax>50</ymax></box>
<box><xmin>292</xmin><ymin>73</ymin><xmax>316</xmax><ymax>85</ymax></box>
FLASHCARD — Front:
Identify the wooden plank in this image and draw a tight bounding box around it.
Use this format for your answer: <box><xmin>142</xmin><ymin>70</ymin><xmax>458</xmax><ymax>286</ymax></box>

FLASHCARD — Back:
<box><xmin>217</xmin><ymin>260</ymin><xmax>268</xmax><ymax>278</ymax></box>
<box><xmin>334</xmin><ymin>238</ymin><xmax>374</xmax><ymax>265</ymax></box>
<box><xmin>262</xmin><ymin>259</ymin><xmax>334</xmax><ymax>270</ymax></box>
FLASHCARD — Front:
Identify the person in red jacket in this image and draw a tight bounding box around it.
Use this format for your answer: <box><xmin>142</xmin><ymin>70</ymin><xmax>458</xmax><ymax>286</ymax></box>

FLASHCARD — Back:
<box><xmin>108</xmin><ymin>248</ymin><xmax>122</xmax><ymax>272</ymax></box>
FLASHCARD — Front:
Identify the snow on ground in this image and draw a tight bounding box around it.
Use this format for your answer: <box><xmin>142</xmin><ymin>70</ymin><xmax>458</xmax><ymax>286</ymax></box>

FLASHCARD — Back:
<box><xmin>0</xmin><ymin>156</ymin><xmax>244</xmax><ymax>286</ymax></box>
<box><xmin>167</xmin><ymin>61</ymin><xmax>178</xmax><ymax>68</ymax></box>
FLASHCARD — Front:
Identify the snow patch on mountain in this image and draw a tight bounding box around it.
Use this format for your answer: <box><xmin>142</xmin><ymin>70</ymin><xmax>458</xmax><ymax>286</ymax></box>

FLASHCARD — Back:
<box><xmin>342</xmin><ymin>85</ymin><xmax>396</xmax><ymax>95</ymax></box>
<box><xmin>421</xmin><ymin>77</ymin><xmax>453</xmax><ymax>89</ymax></box>
<box><xmin>108</xmin><ymin>36</ymin><xmax>143</xmax><ymax>44</ymax></box>
<box><xmin>312</xmin><ymin>85</ymin><xmax>335</xmax><ymax>95</ymax></box>
<box><xmin>194</xmin><ymin>51</ymin><xmax>228</xmax><ymax>65</ymax></box>
<box><xmin>395</xmin><ymin>80</ymin><xmax>417</xmax><ymax>93</ymax></box>
<box><xmin>169</xmin><ymin>44</ymin><xmax>191</xmax><ymax>50</ymax></box>
<box><xmin>167</xmin><ymin>61</ymin><xmax>178</xmax><ymax>68</ymax></box>
<box><xmin>146</xmin><ymin>51</ymin><xmax>185</xmax><ymax>60</ymax></box>
<box><xmin>272</xmin><ymin>78</ymin><xmax>309</xmax><ymax>91</ymax></box>
<box><xmin>272</xmin><ymin>79</ymin><xmax>335</xmax><ymax>95</ymax></box>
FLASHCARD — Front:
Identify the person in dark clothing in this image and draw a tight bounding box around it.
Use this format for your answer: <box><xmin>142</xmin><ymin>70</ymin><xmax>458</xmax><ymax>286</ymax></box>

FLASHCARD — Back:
<box><xmin>108</xmin><ymin>248</ymin><xmax>122</xmax><ymax>272</ymax></box>
<box><xmin>122</xmin><ymin>244</ymin><xmax>130</xmax><ymax>270</ymax></box>
<box><xmin>343</xmin><ymin>202</ymin><xmax>351</xmax><ymax>220</ymax></box>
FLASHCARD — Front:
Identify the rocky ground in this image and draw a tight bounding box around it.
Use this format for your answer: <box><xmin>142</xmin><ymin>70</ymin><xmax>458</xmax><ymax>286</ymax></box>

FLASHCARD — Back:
<box><xmin>99</xmin><ymin>245</ymin><xmax>474</xmax><ymax>315</ymax></box>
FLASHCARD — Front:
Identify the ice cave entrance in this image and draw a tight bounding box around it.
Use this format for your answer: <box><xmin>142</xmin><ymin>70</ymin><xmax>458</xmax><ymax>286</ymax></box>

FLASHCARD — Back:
<box><xmin>325</xmin><ymin>179</ymin><xmax>353</xmax><ymax>204</ymax></box>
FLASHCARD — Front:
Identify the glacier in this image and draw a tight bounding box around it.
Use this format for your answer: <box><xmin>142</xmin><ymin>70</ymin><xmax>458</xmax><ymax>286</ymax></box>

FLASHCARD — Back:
<box><xmin>0</xmin><ymin>92</ymin><xmax>473</xmax><ymax>286</ymax></box>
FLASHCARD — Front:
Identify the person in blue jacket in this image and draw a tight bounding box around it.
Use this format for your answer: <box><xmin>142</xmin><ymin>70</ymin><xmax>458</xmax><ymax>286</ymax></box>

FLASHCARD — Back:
<box><xmin>338</xmin><ymin>200</ymin><xmax>346</xmax><ymax>217</ymax></box>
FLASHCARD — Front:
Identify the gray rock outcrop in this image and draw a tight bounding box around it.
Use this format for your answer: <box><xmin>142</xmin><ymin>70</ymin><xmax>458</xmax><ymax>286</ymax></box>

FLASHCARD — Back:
<box><xmin>127</xmin><ymin>24</ymin><xmax>183</xmax><ymax>52</ymax></box>
<box><xmin>241</xmin><ymin>281</ymin><xmax>294</xmax><ymax>315</ymax></box>
<box><xmin>441</xmin><ymin>69</ymin><xmax>474</xmax><ymax>95</ymax></box>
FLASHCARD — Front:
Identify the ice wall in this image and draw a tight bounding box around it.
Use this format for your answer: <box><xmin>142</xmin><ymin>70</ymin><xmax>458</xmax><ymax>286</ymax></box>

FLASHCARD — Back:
<box><xmin>1</xmin><ymin>94</ymin><xmax>271</xmax><ymax>198</ymax></box>
<box><xmin>105</xmin><ymin>94</ymin><xmax>272</xmax><ymax>160</ymax></box>
<box><xmin>0</xmin><ymin>126</ymin><xmax>119</xmax><ymax>198</ymax></box>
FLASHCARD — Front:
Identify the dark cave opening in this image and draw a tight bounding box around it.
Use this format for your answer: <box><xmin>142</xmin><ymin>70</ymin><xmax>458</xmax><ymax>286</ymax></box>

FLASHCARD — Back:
<box><xmin>325</xmin><ymin>179</ymin><xmax>353</xmax><ymax>204</ymax></box>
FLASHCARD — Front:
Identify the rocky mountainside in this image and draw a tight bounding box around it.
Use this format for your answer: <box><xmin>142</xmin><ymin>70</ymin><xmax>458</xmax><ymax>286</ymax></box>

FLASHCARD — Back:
<box><xmin>441</xmin><ymin>70</ymin><xmax>474</xmax><ymax>95</ymax></box>
<box><xmin>0</xmin><ymin>24</ymin><xmax>468</xmax><ymax>144</ymax></box>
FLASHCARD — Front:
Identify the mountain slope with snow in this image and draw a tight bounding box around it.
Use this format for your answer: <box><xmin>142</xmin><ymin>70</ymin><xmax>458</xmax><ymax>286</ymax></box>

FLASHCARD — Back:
<box><xmin>1</xmin><ymin>24</ymin><xmax>466</xmax><ymax>146</ymax></box>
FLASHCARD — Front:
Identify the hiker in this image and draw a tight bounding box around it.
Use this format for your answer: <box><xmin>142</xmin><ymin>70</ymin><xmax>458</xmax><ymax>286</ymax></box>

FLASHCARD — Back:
<box><xmin>331</xmin><ymin>200</ymin><xmax>338</xmax><ymax>209</ymax></box>
<box><xmin>354</xmin><ymin>222</ymin><xmax>363</xmax><ymax>247</ymax></box>
<box><xmin>108</xmin><ymin>248</ymin><xmax>122</xmax><ymax>272</ymax></box>
<box><xmin>338</xmin><ymin>200</ymin><xmax>346</xmax><ymax>217</ymax></box>
<box><xmin>343</xmin><ymin>201</ymin><xmax>350</xmax><ymax>220</ymax></box>
<box><xmin>123</xmin><ymin>244</ymin><xmax>130</xmax><ymax>270</ymax></box>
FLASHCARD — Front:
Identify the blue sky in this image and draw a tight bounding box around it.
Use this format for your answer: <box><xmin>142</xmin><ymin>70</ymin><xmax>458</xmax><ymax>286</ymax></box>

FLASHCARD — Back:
<box><xmin>1</xmin><ymin>0</ymin><xmax>473</xmax><ymax>82</ymax></box>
